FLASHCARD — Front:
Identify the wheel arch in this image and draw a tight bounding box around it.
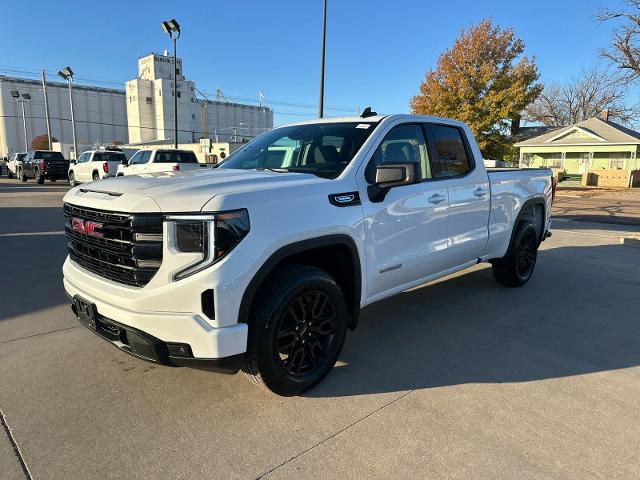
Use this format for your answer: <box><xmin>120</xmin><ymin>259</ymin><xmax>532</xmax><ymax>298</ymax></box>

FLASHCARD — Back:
<box><xmin>238</xmin><ymin>235</ymin><xmax>363</xmax><ymax>331</ymax></box>
<box><xmin>510</xmin><ymin>197</ymin><xmax>547</xmax><ymax>247</ymax></box>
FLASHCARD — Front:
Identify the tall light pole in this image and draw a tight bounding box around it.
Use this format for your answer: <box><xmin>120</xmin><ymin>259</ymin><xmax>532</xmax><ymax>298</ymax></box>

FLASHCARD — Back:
<box><xmin>10</xmin><ymin>91</ymin><xmax>30</xmax><ymax>151</ymax></box>
<box><xmin>58</xmin><ymin>66</ymin><xmax>77</xmax><ymax>159</ymax></box>
<box><xmin>41</xmin><ymin>70</ymin><xmax>53</xmax><ymax>150</ymax></box>
<box><xmin>318</xmin><ymin>0</ymin><xmax>327</xmax><ymax>118</ymax></box>
<box><xmin>162</xmin><ymin>19</ymin><xmax>181</xmax><ymax>149</ymax></box>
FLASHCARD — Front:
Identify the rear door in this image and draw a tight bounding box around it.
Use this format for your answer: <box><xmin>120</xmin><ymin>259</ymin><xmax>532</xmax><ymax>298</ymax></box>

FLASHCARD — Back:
<box><xmin>362</xmin><ymin>123</ymin><xmax>451</xmax><ymax>299</ymax></box>
<box><xmin>425</xmin><ymin>124</ymin><xmax>490</xmax><ymax>266</ymax></box>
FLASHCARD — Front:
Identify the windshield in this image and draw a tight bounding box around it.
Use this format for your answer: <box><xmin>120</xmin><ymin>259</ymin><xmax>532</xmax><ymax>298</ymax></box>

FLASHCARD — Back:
<box><xmin>218</xmin><ymin>122</ymin><xmax>378</xmax><ymax>178</ymax></box>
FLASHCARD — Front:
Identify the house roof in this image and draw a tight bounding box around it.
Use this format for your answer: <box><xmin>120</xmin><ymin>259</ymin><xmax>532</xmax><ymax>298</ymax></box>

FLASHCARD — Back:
<box><xmin>514</xmin><ymin>117</ymin><xmax>640</xmax><ymax>147</ymax></box>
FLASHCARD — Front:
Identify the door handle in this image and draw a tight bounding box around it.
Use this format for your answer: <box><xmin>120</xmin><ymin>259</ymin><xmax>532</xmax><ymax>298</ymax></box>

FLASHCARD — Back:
<box><xmin>428</xmin><ymin>193</ymin><xmax>446</xmax><ymax>204</ymax></box>
<box><xmin>473</xmin><ymin>187</ymin><xmax>487</xmax><ymax>198</ymax></box>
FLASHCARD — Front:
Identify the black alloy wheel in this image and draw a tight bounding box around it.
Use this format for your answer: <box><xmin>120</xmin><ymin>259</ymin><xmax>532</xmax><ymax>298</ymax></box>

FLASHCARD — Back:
<box><xmin>274</xmin><ymin>291</ymin><xmax>338</xmax><ymax>377</ymax></box>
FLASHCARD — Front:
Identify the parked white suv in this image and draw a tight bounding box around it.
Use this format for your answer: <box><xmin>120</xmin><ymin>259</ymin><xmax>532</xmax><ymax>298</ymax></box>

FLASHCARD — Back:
<box><xmin>68</xmin><ymin>148</ymin><xmax>128</xmax><ymax>186</ymax></box>
<box><xmin>62</xmin><ymin>114</ymin><xmax>553</xmax><ymax>395</ymax></box>
<box><xmin>5</xmin><ymin>152</ymin><xmax>26</xmax><ymax>179</ymax></box>
<box><xmin>116</xmin><ymin>149</ymin><xmax>209</xmax><ymax>176</ymax></box>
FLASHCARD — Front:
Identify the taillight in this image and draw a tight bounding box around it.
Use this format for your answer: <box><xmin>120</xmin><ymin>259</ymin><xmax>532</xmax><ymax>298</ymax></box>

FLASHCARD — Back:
<box><xmin>551</xmin><ymin>174</ymin><xmax>557</xmax><ymax>204</ymax></box>
<box><xmin>173</xmin><ymin>164</ymin><xmax>180</xmax><ymax>171</ymax></box>
<box><xmin>103</xmin><ymin>162</ymin><xmax>109</xmax><ymax>173</ymax></box>
<box><xmin>40</xmin><ymin>159</ymin><xmax>45</xmax><ymax>170</ymax></box>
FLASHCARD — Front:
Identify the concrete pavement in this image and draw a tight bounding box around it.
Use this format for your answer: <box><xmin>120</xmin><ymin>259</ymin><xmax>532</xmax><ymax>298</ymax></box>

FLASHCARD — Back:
<box><xmin>1</xmin><ymin>178</ymin><xmax>640</xmax><ymax>479</ymax></box>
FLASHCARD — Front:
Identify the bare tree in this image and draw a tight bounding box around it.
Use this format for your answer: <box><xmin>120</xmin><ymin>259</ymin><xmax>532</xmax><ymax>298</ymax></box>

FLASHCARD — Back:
<box><xmin>524</xmin><ymin>69</ymin><xmax>637</xmax><ymax>126</ymax></box>
<box><xmin>597</xmin><ymin>0</ymin><xmax>640</xmax><ymax>81</ymax></box>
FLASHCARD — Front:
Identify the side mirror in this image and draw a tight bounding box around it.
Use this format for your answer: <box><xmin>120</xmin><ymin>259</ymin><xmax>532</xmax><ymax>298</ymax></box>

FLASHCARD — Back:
<box><xmin>368</xmin><ymin>163</ymin><xmax>417</xmax><ymax>202</ymax></box>
<box><xmin>69</xmin><ymin>160</ymin><xmax>77</xmax><ymax>165</ymax></box>
<box><xmin>122</xmin><ymin>158</ymin><xmax>129</xmax><ymax>166</ymax></box>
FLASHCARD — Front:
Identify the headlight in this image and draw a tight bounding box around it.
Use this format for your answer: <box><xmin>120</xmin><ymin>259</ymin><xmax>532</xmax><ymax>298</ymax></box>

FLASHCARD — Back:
<box><xmin>167</xmin><ymin>209</ymin><xmax>250</xmax><ymax>281</ymax></box>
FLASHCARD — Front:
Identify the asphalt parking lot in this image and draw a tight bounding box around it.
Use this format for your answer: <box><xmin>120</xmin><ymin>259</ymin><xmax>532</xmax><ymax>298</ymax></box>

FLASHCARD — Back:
<box><xmin>1</xmin><ymin>178</ymin><xmax>640</xmax><ymax>480</ymax></box>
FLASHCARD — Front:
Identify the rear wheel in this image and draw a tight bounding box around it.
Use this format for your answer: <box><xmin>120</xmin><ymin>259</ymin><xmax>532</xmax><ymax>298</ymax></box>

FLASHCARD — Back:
<box><xmin>92</xmin><ymin>172</ymin><xmax>100</xmax><ymax>182</ymax></box>
<box><xmin>242</xmin><ymin>265</ymin><xmax>348</xmax><ymax>396</ymax></box>
<box><xmin>492</xmin><ymin>222</ymin><xmax>538</xmax><ymax>287</ymax></box>
<box><xmin>7</xmin><ymin>169</ymin><xmax>13</xmax><ymax>179</ymax></box>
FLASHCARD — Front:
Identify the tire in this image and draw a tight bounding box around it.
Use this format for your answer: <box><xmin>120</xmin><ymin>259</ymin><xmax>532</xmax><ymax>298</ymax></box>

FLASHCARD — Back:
<box><xmin>7</xmin><ymin>170</ymin><xmax>13</xmax><ymax>179</ymax></box>
<box><xmin>68</xmin><ymin>171</ymin><xmax>77</xmax><ymax>187</ymax></box>
<box><xmin>242</xmin><ymin>264</ymin><xmax>349</xmax><ymax>396</ymax></box>
<box><xmin>19</xmin><ymin>167</ymin><xmax>27</xmax><ymax>182</ymax></box>
<box><xmin>50</xmin><ymin>178</ymin><xmax>56</xmax><ymax>183</ymax></box>
<box><xmin>92</xmin><ymin>172</ymin><xmax>100</xmax><ymax>182</ymax></box>
<box><xmin>492</xmin><ymin>222</ymin><xmax>539</xmax><ymax>287</ymax></box>
<box><xmin>35</xmin><ymin>168</ymin><xmax>45</xmax><ymax>184</ymax></box>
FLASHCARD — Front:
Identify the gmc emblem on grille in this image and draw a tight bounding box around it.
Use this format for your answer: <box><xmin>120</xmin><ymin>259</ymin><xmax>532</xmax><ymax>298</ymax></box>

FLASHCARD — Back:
<box><xmin>71</xmin><ymin>217</ymin><xmax>104</xmax><ymax>239</ymax></box>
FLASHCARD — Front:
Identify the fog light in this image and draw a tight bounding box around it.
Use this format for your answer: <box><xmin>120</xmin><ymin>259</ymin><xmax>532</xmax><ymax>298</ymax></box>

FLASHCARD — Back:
<box><xmin>201</xmin><ymin>289</ymin><xmax>215</xmax><ymax>319</ymax></box>
<box><xmin>167</xmin><ymin>343</ymin><xmax>193</xmax><ymax>358</ymax></box>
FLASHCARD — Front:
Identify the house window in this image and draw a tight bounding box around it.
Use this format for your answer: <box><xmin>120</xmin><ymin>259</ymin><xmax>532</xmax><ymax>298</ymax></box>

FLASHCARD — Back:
<box><xmin>610</xmin><ymin>157</ymin><xmax>626</xmax><ymax>169</ymax></box>
<box><xmin>548</xmin><ymin>153</ymin><xmax>563</xmax><ymax>168</ymax></box>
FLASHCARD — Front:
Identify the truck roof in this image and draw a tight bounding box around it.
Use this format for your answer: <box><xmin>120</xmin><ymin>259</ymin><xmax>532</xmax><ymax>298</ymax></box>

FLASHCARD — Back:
<box><xmin>284</xmin><ymin>114</ymin><xmax>468</xmax><ymax>129</ymax></box>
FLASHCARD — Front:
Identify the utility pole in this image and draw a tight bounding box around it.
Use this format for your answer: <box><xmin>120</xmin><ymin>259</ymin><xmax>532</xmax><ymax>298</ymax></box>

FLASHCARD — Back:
<box><xmin>318</xmin><ymin>0</ymin><xmax>327</xmax><ymax>118</ymax></box>
<box><xmin>20</xmin><ymin>99</ymin><xmax>28</xmax><ymax>151</ymax></box>
<box><xmin>41</xmin><ymin>70</ymin><xmax>52</xmax><ymax>149</ymax></box>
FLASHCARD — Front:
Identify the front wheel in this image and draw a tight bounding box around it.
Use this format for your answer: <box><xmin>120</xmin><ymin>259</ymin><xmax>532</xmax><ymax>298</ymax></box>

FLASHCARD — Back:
<box><xmin>19</xmin><ymin>168</ymin><xmax>27</xmax><ymax>182</ymax></box>
<box><xmin>242</xmin><ymin>264</ymin><xmax>348</xmax><ymax>396</ymax></box>
<box><xmin>7</xmin><ymin>169</ymin><xmax>13</xmax><ymax>179</ymax></box>
<box><xmin>68</xmin><ymin>171</ymin><xmax>77</xmax><ymax>187</ymax></box>
<box><xmin>492</xmin><ymin>222</ymin><xmax>539</xmax><ymax>287</ymax></box>
<box><xmin>35</xmin><ymin>168</ymin><xmax>45</xmax><ymax>184</ymax></box>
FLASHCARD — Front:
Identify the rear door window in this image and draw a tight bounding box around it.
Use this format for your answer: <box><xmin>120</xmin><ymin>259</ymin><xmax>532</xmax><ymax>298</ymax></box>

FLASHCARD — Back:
<box><xmin>427</xmin><ymin>125</ymin><xmax>472</xmax><ymax>178</ymax></box>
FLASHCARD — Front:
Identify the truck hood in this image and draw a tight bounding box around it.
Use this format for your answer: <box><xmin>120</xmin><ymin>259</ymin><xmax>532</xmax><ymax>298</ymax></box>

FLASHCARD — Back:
<box><xmin>63</xmin><ymin>168</ymin><xmax>326</xmax><ymax>213</ymax></box>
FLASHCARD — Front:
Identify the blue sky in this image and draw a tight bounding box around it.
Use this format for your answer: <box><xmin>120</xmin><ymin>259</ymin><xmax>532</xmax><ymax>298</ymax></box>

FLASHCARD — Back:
<box><xmin>3</xmin><ymin>0</ymin><xmax>630</xmax><ymax>126</ymax></box>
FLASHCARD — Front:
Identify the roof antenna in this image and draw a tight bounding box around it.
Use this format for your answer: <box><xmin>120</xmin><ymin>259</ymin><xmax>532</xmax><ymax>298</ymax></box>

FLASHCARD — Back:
<box><xmin>361</xmin><ymin>106</ymin><xmax>377</xmax><ymax>118</ymax></box>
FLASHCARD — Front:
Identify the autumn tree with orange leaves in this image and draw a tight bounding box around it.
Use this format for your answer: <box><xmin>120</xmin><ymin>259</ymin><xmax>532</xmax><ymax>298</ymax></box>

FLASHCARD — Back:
<box><xmin>411</xmin><ymin>19</ymin><xmax>542</xmax><ymax>159</ymax></box>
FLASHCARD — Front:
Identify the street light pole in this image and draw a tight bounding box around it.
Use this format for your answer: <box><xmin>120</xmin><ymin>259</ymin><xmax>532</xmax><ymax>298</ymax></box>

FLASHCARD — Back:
<box><xmin>162</xmin><ymin>19</ymin><xmax>181</xmax><ymax>149</ymax></box>
<box><xmin>318</xmin><ymin>0</ymin><xmax>327</xmax><ymax>118</ymax></box>
<box><xmin>41</xmin><ymin>70</ymin><xmax>53</xmax><ymax>150</ymax></box>
<box><xmin>20</xmin><ymin>99</ymin><xmax>28</xmax><ymax>151</ymax></box>
<box><xmin>58</xmin><ymin>67</ymin><xmax>77</xmax><ymax>159</ymax></box>
<box><xmin>10</xmin><ymin>91</ymin><xmax>29</xmax><ymax>151</ymax></box>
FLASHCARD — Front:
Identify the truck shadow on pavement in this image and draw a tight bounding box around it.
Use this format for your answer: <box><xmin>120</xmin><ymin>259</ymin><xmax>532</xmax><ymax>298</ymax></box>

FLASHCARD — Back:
<box><xmin>307</xmin><ymin>243</ymin><xmax>640</xmax><ymax>398</ymax></box>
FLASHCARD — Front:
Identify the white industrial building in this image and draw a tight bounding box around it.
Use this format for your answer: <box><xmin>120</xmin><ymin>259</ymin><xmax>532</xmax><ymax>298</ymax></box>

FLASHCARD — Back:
<box><xmin>0</xmin><ymin>52</ymin><xmax>273</xmax><ymax>158</ymax></box>
<box><xmin>127</xmin><ymin>53</ymin><xmax>273</xmax><ymax>144</ymax></box>
<box><xmin>0</xmin><ymin>76</ymin><xmax>127</xmax><ymax>159</ymax></box>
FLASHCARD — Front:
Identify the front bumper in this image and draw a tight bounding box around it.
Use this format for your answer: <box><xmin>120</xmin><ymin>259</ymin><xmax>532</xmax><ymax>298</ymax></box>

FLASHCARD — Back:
<box><xmin>63</xmin><ymin>258</ymin><xmax>249</xmax><ymax>373</ymax></box>
<box><xmin>69</xmin><ymin>297</ymin><xmax>243</xmax><ymax>373</ymax></box>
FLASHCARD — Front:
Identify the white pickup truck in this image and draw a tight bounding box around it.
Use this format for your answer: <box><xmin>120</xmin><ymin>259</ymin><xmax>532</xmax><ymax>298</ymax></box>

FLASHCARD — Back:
<box><xmin>68</xmin><ymin>148</ymin><xmax>128</xmax><ymax>187</ymax></box>
<box><xmin>116</xmin><ymin>149</ymin><xmax>210</xmax><ymax>176</ymax></box>
<box><xmin>62</xmin><ymin>114</ymin><xmax>553</xmax><ymax>396</ymax></box>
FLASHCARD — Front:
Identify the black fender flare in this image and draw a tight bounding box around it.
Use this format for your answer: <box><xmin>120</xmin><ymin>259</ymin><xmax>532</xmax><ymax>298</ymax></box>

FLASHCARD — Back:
<box><xmin>238</xmin><ymin>234</ymin><xmax>363</xmax><ymax>330</ymax></box>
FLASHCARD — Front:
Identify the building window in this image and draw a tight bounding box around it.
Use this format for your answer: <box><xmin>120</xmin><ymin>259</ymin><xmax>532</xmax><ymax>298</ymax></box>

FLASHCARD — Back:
<box><xmin>146</xmin><ymin>97</ymin><xmax>152</xmax><ymax>104</ymax></box>
<box><xmin>177</xmin><ymin>91</ymin><xmax>181</xmax><ymax>98</ymax></box>
<box><xmin>159</xmin><ymin>90</ymin><xmax>162</xmax><ymax>96</ymax></box>
<box><xmin>192</xmin><ymin>114</ymin><xmax>196</xmax><ymax>119</ymax></box>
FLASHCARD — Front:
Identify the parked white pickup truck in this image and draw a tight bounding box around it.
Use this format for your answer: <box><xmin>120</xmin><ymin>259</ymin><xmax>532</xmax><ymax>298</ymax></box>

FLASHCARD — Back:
<box><xmin>116</xmin><ymin>149</ymin><xmax>209</xmax><ymax>176</ymax></box>
<box><xmin>62</xmin><ymin>114</ymin><xmax>553</xmax><ymax>395</ymax></box>
<box><xmin>68</xmin><ymin>148</ymin><xmax>128</xmax><ymax>187</ymax></box>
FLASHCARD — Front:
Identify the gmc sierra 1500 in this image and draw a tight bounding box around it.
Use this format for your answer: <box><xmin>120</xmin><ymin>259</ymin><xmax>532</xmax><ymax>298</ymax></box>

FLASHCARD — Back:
<box><xmin>62</xmin><ymin>114</ymin><xmax>553</xmax><ymax>395</ymax></box>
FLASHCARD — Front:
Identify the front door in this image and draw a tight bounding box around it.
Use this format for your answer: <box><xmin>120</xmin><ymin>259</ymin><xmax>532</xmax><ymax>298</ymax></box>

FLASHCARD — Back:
<box><xmin>361</xmin><ymin>123</ymin><xmax>450</xmax><ymax>299</ymax></box>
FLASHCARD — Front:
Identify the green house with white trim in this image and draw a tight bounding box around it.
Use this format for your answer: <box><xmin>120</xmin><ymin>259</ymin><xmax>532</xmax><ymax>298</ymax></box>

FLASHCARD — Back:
<box><xmin>515</xmin><ymin>117</ymin><xmax>640</xmax><ymax>175</ymax></box>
